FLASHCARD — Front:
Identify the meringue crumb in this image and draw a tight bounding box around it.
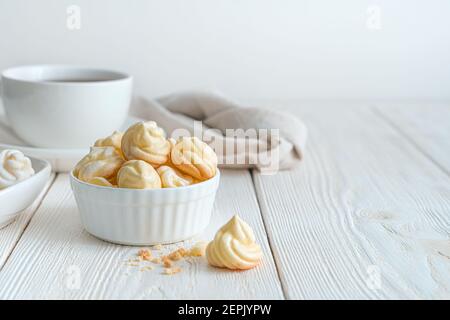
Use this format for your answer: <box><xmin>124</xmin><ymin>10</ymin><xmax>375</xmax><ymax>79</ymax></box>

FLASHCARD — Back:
<box><xmin>125</xmin><ymin>242</ymin><xmax>206</xmax><ymax>275</ymax></box>
<box><xmin>163</xmin><ymin>267</ymin><xmax>182</xmax><ymax>275</ymax></box>
<box><xmin>168</xmin><ymin>248</ymin><xmax>187</xmax><ymax>261</ymax></box>
<box><xmin>188</xmin><ymin>241</ymin><xmax>207</xmax><ymax>257</ymax></box>
<box><xmin>151</xmin><ymin>257</ymin><xmax>162</xmax><ymax>264</ymax></box>
<box><xmin>140</xmin><ymin>265</ymin><xmax>155</xmax><ymax>272</ymax></box>
<box><xmin>137</xmin><ymin>249</ymin><xmax>152</xmax><ymax>261</ymax></box>
<box><xmin>126</xmin><ymin>262</ymin><xmax>139</xmax><ymax>267</ymax></box>
<box><xmin>162</xmin><ymin>256</ymin><xmax>174</xmax><ymax>268</ymax></box>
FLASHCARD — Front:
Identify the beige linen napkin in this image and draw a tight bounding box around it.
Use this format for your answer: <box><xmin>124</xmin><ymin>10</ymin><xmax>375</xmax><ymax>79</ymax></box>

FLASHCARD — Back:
<box><xmin>130</xmin><ymin>91</ymin><xmax>307</xmax><ymax>173</ymax></box>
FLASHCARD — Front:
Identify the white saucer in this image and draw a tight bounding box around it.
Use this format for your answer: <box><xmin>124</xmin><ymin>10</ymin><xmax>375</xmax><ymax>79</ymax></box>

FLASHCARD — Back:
<box><xmin>0</xmin><ymin>111</ymin><xmax>141</xmax><ymax>172</ymax></box>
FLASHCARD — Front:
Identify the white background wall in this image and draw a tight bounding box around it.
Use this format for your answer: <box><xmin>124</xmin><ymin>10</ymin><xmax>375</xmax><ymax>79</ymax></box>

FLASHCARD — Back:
<box><xmin>1</xmin><ymin>0</ymin><xmax>449</xmax><ymax>101</ymax></box>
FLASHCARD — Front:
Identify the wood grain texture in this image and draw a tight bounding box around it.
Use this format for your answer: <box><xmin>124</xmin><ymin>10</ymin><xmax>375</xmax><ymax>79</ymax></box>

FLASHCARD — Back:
<box><xmin>0</xmin><ymin>173</ymin><xmax>55</xmax><ymax>270</ymax></box>
<box><xmin>253</xmin><ymin>104</ymin><xmax>450</xmax><ymax>299</ymax></box>
<box><xmin>373</xmin><ymin>103</ymin><xmax>450</xmax><ymax>175</ymax></box>
<box><xmin>0</xmin><ymin>171</ymin><xmax>283</xmax><ymax>299</ymax></box>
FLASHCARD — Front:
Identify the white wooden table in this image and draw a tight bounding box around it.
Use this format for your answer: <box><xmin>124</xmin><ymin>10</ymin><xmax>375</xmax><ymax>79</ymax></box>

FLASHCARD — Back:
<box><xmin>0</xmin><ymin>103</ymin><xmax>449</xmax><ymax>300</ymax></box>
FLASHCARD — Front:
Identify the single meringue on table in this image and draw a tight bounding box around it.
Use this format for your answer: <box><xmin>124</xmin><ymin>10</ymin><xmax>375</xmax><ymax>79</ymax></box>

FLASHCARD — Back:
<box><xmin>121</xmin><ymin>121</ymin><xmax>171</xmax><ymax>167</ymax></box>
<box><xmin>157</xmin><ymin>165</ymin><xmax>194</xmax><ymax>188</ymax></box>
<box><xmin>117</xmin><ymin>160</ymin><xmax>161</xmax><ymax>189</ymax></box>
<box><xmin>206</xmin><ymin>215</ymin><xmax>263</xmax><ymax>270</ymax></box>
<box><xmin>0</xmin><ymin>149</ymin><xmax>35</xmax><ymax>190</ymax></box>
<box><xmin>171</xmin><ymin>137</ymin><xmax>218</xmax><ymax>181</ymax></box>
<box><xmin>74</xmin><ymin>146</ymin><xmax>124</xmax><ymax>183</ymax></box>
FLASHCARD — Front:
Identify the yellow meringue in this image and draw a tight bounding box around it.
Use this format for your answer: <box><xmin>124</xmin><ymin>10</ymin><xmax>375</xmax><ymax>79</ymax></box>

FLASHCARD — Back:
<box><xmin>74</xmin><ymin>147</ymin><xmax>124</xmax><ymax>182</ymax></box>
<box><xmin>171</xmin><ymin>137</ymin><xmax>218</xmax><ymax>181</ymax></box>
<box><xmin>121</xmin><ymin>121</ymin><xmax>170</xmax><ymax>167</ymax></box>
<box><xmin>206</xmin><ymin>215</ymin><xmax>263</xmax><ymax>270</ymax></box>
<box><xmin>164</xmin><ymin>138</ymin><xmax>177</xmax><ymax>166</ymax></box>
<box><xmin>157</xmin><ymin>165</ymin><xmax>194</xmax><ymax>188</ymax></box>
<box><xmin>85</xmin><ymin>177</ymin><xmax>115</xmax><ymax>187</ymax></box>
<box><xmin>168</xmin><ymin>138</ymin><xmax>177</xmax><ymax>148</ymax></box>
<box><xmin>117</xmin><ymin>160</ymin><xmax>161</xmax><ymax>189</ymax></box>
<box><xmin>94</xmin><ymin>131</ymin><xmax>124</xmax><ymax>155</ymax></box>
<box><xmin>0</xmin><ymin>149</ymin><xmax>35</xmax><ymax>190</ymax></box>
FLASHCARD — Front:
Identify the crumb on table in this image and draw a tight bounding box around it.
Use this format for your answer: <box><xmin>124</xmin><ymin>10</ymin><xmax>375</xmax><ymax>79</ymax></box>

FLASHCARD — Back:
<box><xmin>137</xmin><ymin>249</ymin><xmax>152</xmax><ymax>261</ymax></box>
<box><xmin>163</xmin><ymin>267</ymin><xmax>182</xmax><ymax>275</ymax></box>
<box><xmin>162</xmin><ymin>256</ymin><xmax>174</xmax><ymax>268</ymax></box>
<box><xmin>125</xmin><ymin>242</ymin><xmax>207</xmax><ymax>275</ymax></box>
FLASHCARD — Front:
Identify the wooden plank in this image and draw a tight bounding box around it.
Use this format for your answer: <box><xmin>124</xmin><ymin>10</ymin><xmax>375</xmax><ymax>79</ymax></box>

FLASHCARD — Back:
<box><xmin>0</xmin><ymin>173</ymin><xmax>55</xmax><ymax>270</ymax></box>
<box><xmin>373</xmin><ymin>103</ymin><xmax>450</xmax><ymax>175</ymax></box>
<box><xmin>0</xmin><ymin>170</ymin><xmax>283</xmax><ymax>299</ymax></box>
<box><xmin>253</xmin><ymin>104</ymin><xmax>450</xmax><ymax>299</ymax></box>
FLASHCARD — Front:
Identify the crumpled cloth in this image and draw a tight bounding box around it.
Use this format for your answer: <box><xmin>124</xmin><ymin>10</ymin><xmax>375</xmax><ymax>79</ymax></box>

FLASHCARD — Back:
<box><xmin>130</xmin><ymin>91</ymin><xmax>307</xmax><ymax>173</ymax></box>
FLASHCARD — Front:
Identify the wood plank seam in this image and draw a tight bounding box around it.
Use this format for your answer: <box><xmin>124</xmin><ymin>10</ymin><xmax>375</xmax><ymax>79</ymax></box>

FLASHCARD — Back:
<box><xmin>249</xmin><ymin>104</ymin><xmax>450</xmax><ymax>299</ymax></box>
<box><xmin>371</xmin><ymin>106</ymin><xmax>450</xmax><ymax>178</ymax></box>
<box><xmin>250</xmin><ymin>170</ymin><xmax>288</xmax><ymax>299</ymax></box>
<box><xmin>0</xmin><ymin>173</ymin><xmax>58</xmax><ymax>272</ymax></box>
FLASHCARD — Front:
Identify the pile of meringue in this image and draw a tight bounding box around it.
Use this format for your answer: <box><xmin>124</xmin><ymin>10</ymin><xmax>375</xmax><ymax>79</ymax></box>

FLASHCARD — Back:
<box><xmin>0</xmin><ymin>149</ymin><xmax>35</xmax><ymax>190</ymax></box>
<box><xmin>74</xmin><ymin>121</ymin><xmax>218</xmax><ymax>189</ymax></box>
<box><xmin>73</xmin><ymin>122</ymin><xmax>263</xmax><ymax>271</ymax></box>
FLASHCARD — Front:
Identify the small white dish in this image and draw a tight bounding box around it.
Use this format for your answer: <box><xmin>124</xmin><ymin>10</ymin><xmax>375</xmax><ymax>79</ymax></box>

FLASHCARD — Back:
<box><xmin>70</xmin><ymin>170</ymin><xmax>220</xmax><ymax>246</ymax></box>
<box><xmin>0</xmin><ymin>156</ymin><xmax>51</xmax><ymax>229</ymax></box>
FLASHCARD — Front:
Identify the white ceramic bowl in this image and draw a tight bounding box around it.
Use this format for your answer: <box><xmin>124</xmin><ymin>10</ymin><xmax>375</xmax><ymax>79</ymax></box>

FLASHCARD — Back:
<box><xmin>70</xmin><ymin>170</ymin><xmax>220</xmax><ymax>245</ymax></box>
<box><xmin>0</xmin><ymin>156</ymin><xmax>51</xmax><ymax>229</ymax></box>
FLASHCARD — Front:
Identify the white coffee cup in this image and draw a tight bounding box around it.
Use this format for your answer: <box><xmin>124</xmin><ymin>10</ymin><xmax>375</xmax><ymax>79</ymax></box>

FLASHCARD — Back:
<box><xmin>1</xmin><ymin>65</ymin><xmax>132</xmax><ymax>148</ymax></box>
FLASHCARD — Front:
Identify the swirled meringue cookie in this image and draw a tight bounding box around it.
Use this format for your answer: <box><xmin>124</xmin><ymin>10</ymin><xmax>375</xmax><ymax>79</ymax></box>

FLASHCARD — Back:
<box><xmin>0</xmin><ymin>149</ymin><xmax>35</xmax><ymax>190</ymax></box>
<box><xmin>94</xmin><ymin>131</ymin><xmax>124</xmax><ymax>156</ymax></box>
<box><xmin>206</xmin><ymin>215</ymin><xmax>262</xmax><ymax>270</ymax></box>
<box><xmin>121</xmin><ymin>121</ymin><xmax>170</xmax><ymax>167</ymax></box>
<box><xmin>74</xmin><ymin>147</ymin><xmax>124</xmax><ymax>183</ymax></box>
<box><xmin>117</xmin><ymin>160</ymin><xmax>161</xmax><ymax>189</ymax></box>
<box><xmin>168</xmin><ymin>138</ymin><xmax>177</xmax><ymax>149</ymax></box>
<box><xmin>164</xmin><ymin>138</ymin><xmax>177</xmax><ymax>166</ymax></box>
<box><xmin>157</xmin><ymin>165</ymin><xmax>194</xmax><ymax>188</ymax></box>
<box><xmin>171</xmin><ymin>137</ymin><xmax>218</xmax><ymax>181</ymax></box>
